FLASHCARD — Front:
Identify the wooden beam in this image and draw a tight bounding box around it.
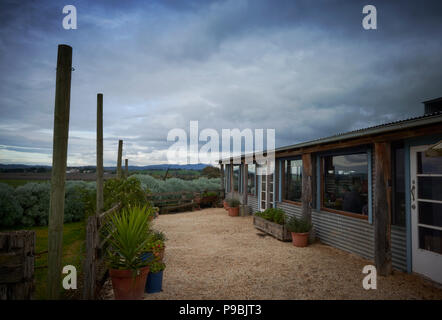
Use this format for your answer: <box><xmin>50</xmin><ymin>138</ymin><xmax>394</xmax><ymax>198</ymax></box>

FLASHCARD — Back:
<box><xmin>374</xmin><ymin>142</ymin><xmax>392</xmax><ymax>276</ymax></box>
<box><xmin>116</xmin><ymin>140</ymin><xmax>123</xmax><ymax>179</ymax></box>
<box><xmin>96</xmin><ymin>94</ymin><xmax>103</xmax><ymax>215</ymax></box>
<box><xmin>301</xmin><ymin>153</ymin><xmax>313</xmax><ymax>222</ymax></box>
<box><xmin>275</xmin><ymin>124</ymin><xmax>442</xmax><ymax>159</ymax></box>
<box><xmin>48</xmin><ymin>44</ymin><xmax>72</xmax><ymax>299</ymax></box>
<box><xmin>220</xmin><ymin>164</ymin><xmax>225</xmax><ymax>199</ymax></box>
<box><xmin>243</xmin><ymin>164</ymin><xmax>248</xmax><ymax>205</ymax></box>
<box><xmin>125</xmin><ymin>158</ymin><xmax>128</xmax><ymax>178</ymax></box>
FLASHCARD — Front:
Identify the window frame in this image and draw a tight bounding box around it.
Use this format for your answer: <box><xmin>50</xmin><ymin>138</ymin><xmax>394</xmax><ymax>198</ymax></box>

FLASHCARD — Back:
<box><xmin>319</xmin><ymin>149</ymin><xmax>370</xmax><ymax>221</ymax></box>
<box><xmin>281</xmin><ymin>156</ymin><xmax>303</xmax><ymax>206</ymax></box>
<box><xmin>247</xmin><ymin>163</ymin><xmax>256</xmax><ymax>196</ymax></box>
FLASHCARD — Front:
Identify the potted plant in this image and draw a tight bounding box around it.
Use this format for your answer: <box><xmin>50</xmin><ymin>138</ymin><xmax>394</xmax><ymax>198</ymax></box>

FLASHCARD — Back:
<box><xmin>227</xmin><ymin>198</ymin><xmax>240</xmax><ymax>217</ymax></box>
<box><xmin>145</xmin><ymin>261</ymin><xmax>166</xmax><ymax>293</ymax></box>
<box><xmin>223</xmin><ymin>198</ymin><xmax>229</xmax><ymax>210</ymax></box>
<box><xmin>285</xmin><ymin>216</ymin><xmax>312</xmax><ymax>247</ymax></box>
<box><xmin>103</xmin><ymin>205</ymin><xmax>152</xmax><ymax>300</ymax></box>
<box><xmin>145</xmin><ymin>230</ymin><xmax>167</xmax><ymax>262</ymax></box>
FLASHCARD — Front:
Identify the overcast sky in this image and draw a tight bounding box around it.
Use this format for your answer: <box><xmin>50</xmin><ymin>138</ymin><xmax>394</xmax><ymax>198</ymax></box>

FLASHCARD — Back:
<box><xmin>0</xmin><ymin>0</ymin><xmax>441</xmax><ymax>166</ymax></box>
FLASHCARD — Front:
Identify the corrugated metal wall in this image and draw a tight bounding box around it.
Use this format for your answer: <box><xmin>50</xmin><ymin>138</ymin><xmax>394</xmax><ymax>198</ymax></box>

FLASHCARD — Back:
<box><xmin>248</xmin><ymin>195</ymin><xmax>259</xmax><ymax>214</ymax></box>
<box><xmin>277</xmin><ymin>201</ymin><xmax>408</xmax><ymax>271</ymax></box>
<box><xmin>391</xmin><ymin>226</ymin><xmax>407</xmax><ymax>271</ymax></box>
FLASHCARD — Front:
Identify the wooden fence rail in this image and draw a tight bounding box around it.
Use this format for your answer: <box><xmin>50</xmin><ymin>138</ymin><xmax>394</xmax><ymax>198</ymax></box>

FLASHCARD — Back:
<box><xmin>82</xmin><ymin>203</ymin><xmax>120</xmax><ymax>300</ymax></box>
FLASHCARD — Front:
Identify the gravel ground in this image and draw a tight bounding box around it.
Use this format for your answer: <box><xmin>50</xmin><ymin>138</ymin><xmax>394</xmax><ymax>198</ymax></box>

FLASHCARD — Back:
<box><xmin>101</xmin><ymin>208</ymin><xmax>442</xmax><ymax>300</ymax></box>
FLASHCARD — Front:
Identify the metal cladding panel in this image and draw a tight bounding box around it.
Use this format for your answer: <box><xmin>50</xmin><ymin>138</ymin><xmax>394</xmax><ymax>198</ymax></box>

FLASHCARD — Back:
<box><xmin>391</xmin><ymin>225</ymin><xmax>407</xmax><ymax>271</ymax></box>
<box><xmin>248</xmin><ymin>195</ymin><xmax>259</xmax><ymax>214</ymax></box>
<box><xmin>277</xmin><ymin>202</ymin><xmax>374</xmax><ymax>260</ymax></box>
<box><xmin>277</xmin><ymin>201</ymin><xmax>408</xmax><ymax>270</ymax></box>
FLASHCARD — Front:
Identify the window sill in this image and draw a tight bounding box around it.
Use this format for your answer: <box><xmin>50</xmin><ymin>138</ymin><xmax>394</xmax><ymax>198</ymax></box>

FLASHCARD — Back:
<box><xmin>282</xmin><ymin>200</ymin><xmax>302</xmax><ymax>206</ymax></box>
<box><xmin>320</xmin><ymin>207</ymin><xmax>368</xmax><ymax>220</ymax></box>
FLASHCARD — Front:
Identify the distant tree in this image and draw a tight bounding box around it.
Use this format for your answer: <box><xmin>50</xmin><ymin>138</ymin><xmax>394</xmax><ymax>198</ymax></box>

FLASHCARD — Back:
<box><xmin>201</xmin><ymin>166</ymin><xmax>220</xmax><ymax>178</ymax></box>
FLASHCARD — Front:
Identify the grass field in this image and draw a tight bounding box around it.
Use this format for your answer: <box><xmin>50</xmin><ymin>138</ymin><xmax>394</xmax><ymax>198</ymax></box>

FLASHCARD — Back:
<box><xmin>0</xmin><ymin>179</ymin><xmax>49</xmax><ymax>187</ymax></box>
<box><xmin>1</xmin><ymin>222</ymin><xmax>86</xmax><ymax>299</ymax></box>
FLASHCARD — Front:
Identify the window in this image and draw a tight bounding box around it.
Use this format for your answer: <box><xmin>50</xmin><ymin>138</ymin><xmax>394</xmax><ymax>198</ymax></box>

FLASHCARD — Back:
<box><xmin>283</xmin><ymin>159</ymin><xmax>302</xmax><ymax>203</ymax></box>
<box><xmin>233</xmin><ymin>165</ymin><xmax>240</xmax><ymax>192</ymax></box>
<box><xmin>322</xmin><ymin>153</ymin><xmax>369</xmax><ymax>217</ymax></box>
<box><xmin>247</xmin><ymin>164</ymin><xmax>256</xmax><ymax>195</ymax></box>
<box><xmin>392</xmin><ymin>144</ymin><xmax>406</xmax><ymax>226</ymax></box>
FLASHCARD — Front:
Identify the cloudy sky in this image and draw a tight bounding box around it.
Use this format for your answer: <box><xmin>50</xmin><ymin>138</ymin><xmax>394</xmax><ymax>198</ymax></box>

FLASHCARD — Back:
<box><xmin>0</xmin><ymin>0</ymin><xmax>441</xmax><ymax>166</ymax></box>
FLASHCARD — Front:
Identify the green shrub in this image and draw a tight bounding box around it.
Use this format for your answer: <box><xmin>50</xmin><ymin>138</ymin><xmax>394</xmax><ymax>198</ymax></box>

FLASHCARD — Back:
<box><xmin>285</xmin><ymin>216</ymin><xmax>312</xmax><ymax>233</ymax></box>
<box><xmin>0</xmin><ymin>183</ymin><xmax>23</xmax><ymax>227</ymax></box>
<box><xmin>15</xmin><ymin>182</ymin><xmax>51</xmax><ymax>227</ymax></box>
<box><xmin>149</xmin><ymin>261</ymin><xmax>166</xmax><ymax>273</ymax></box>
<box><xmin>227</xmin><ymin>198</ymin><xmax>240</xmax><ymax>207</ymax></box>
<box><xmin>104</xmin><ymin>177</ymin><xmax>149</xmax><ymax>211</ymax></box>
<box><xmin>255</xmin><ymin>208</ymin><xmax>286</xmax><ymax>225</ymax></box>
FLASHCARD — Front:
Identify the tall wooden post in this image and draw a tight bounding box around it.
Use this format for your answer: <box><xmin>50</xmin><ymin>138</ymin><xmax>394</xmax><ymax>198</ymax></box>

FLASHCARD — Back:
<box><xmin>220</xmin><ymin>163</ymin><xmax>225</xmax><ymax>199</ymax></box>
<box><xmin>125</xmin><ymin>159</ymin><xmax>129</xmax><ymax>178</ymax></box>
<box><xmin>116</xmin><ymin>140</ymin><xmax>123</xmax><ymax>179</ymax></box>
<box><xmin>301</xmin><ymin>153</ymin><xmax>313</xmax><ymax>222</ymax></box>
<box><xmin>48</xmin><ymin>44</ymin><xmax>72</xmax><ymax>299</ymax></box>
<box><xmin>96</xmin><ymin>94</ymin><xmax>103</xmax><ymax>214</ymax></box>
<box><xmin>243</xmin><ymin>163</ymin><xmax>248</xmax><ymax>205</ymax></box>
<box><xmin>374</xmin><ymin>142</ymin><xmax>392</xmax><ymax>276</ymax></box>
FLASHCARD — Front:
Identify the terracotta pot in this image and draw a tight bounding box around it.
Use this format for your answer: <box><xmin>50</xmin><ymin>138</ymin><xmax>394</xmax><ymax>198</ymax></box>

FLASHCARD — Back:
<box><xmin>223</xmin><ymin>200</ymin><xmax>229</xmax><ymax>210</ymax></box>
<box><xmin>291</xmin><ymin>232</ymin><xmax>309</xmax><ymax>247</ymax></box>
<box><xmin>228</xmin><ymin>207</ymin><xmax>239</xmax><ymax>217</ymax></box>
<box><xmin>109</xmin><ymin>266</ymin><xmax>150</xmax><ymax>300</ymax></box>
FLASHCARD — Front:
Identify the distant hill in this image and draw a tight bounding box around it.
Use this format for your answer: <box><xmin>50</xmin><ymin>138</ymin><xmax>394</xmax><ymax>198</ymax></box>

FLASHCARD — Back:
<box><xmin>1</xmin><ymin>163</ymin><xmax>210</xmax><ymax>171</ymax></box>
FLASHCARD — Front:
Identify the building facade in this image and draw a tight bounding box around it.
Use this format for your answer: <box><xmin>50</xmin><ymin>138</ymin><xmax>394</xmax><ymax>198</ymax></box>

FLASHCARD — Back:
<box><xmin>220</xmin><ymin>100</ymin><xmax>442</xmax><ymax>284</ymax></box>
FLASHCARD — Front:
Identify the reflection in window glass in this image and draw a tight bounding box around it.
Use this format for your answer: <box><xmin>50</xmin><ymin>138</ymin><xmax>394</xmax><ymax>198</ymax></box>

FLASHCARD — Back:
<box><xmin>417</xmin><ymin>151</ymin><xmax>442</xmax><ymax>174</ymax></box>
<box><xmin>419</xmin><ymin>227</ymin><xmax>442</xmax><ymax>254</ymax></box>
<box><xmin>284</xmin><ymin>159</ymin><xmax>302</xmax><ymax>202</ymax></box>
<box><xmin>233</xmin><ymin>165</ymin><xmax>240</xmax><ymax>192</ymax></box>
<box><xmin>323</xmin><ymin>153</ymin><xmax>369</xmax><ymax>215</ymax></box>
<box><xmin>247</xmin><ymin>164</ymin><xmax>256</xmax><ymax>195</ymax></box>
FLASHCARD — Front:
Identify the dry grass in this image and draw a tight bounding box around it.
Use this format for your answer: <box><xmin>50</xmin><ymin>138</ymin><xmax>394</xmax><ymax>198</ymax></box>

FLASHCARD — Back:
<box><xmin>102</xmin><ymin>208</ymin><xmax>442</xmax><ymax>300</ymax></box>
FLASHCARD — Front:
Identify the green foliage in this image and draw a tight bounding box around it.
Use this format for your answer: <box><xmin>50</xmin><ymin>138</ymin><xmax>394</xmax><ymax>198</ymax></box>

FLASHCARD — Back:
<box><xmin>0</xmin><ymin>183</ymin><xmax>23</xmax><ymax>227</ymax></box>
<box><xmin>103</xmin><ymin>177</ymin><xmax>148</xmax><ymax>211</ymax></box>
<box><xmin>103</xmin><ymin>205</ymin><xmax>152</xmax><ymax>271</ymax></box>
<box><xmin>149</xmin><ymin>261</ymin><xmax>166</xmax><ymax>273</ymax></box>
<box><xmin>227</xmin><ymin>198</ymin><xmax>240</xmax><ymax>208</ymax></box>
<box><xmin>255</xmin><ymin>208</ymin><xmax>286</xmax><ymax>225</ymax></box>
<box><xmin>201</xmin><ymin>166</ymin><xmax>220</xmax><ymax>178</ymax></box>
<box><xmin>14</xmin><ymin>182</ymin><xmax>51</xmax><ymax>227</ymax></box>
<box><xmin>150</xmin><ymin>229</ymin><xmax>167</xmax><ymax>243</ymax></box>
<box><xmin>285</xmin><ymin>215</ymin><xmax>312</xmax><ymax>233</ymax></box>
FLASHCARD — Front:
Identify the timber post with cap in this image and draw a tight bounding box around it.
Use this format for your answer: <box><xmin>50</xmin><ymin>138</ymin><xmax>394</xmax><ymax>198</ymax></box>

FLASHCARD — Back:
<box><xmin>47</xmin><ymin>44</ymin><xmax>73</xmax><ymax>299</ymax></box>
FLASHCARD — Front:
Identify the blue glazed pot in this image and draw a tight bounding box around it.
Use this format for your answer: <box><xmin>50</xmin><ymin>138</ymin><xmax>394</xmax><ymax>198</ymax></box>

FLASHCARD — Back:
<box><xmin>141</xmin><ymin>252</ymin><xmax>154</xmax><ymax>263</ymax></box>
<box><xmin>145</xmin><ymin>271</ymin><xmax>163</xmax><ymax>293</ymax></box>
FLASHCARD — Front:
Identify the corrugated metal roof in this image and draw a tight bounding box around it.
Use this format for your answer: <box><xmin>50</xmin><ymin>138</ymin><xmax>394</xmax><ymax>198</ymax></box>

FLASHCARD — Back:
<box><xmin>220</xmin><ymin>111</ymin><xmax>442</xmax><ymax>162</ymax></box>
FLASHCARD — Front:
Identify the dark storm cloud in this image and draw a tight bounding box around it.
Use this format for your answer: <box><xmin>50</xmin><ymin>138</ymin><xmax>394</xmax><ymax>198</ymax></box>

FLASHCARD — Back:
<box><xmin>0</xmin><ymin>0</ymin><xmax>441</xmax><ymax>165</ymax></box>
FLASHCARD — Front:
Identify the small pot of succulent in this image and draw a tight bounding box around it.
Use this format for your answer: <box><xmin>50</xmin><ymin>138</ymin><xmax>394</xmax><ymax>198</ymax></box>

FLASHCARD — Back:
<box><xmin>103</xmin><ymin>205</ymin><xmax>152</xmax><ymax>300</ymax></box>
<box><xmin>285</xmin><ymin>216</ymin><xmax>312</xmax><ymax>247</ymax></box>
<box><xmin>145</xmin><ymin>261</ymin><xmax>166</xmax><ymax>293</ymax></box>
<box><xmin>145</xmin><ymin>230</ymin><xmax>167</xmax><ymax>262</ymax></box>
<box><xmin>227</xmin><ymin>198</ymin><xmax>240</xmax><ymax>217</ymax></box>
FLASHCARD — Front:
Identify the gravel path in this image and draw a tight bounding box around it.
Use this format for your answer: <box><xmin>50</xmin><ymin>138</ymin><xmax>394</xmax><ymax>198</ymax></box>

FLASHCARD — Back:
<box><xmin>102</xmin><ymin>208</ymin><xmax>442</xmax><ymax>300</ymax></box>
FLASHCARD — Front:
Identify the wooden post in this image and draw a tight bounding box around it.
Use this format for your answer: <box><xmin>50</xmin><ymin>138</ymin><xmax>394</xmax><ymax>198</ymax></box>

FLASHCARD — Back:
<box><xmin>220</xmin><ymin>163</ymin><xmax>225</xmax><ymax>199</ymax></box>
<box><xmin>0</xmin><ymin>231</ymin><xmax>35</xmax><ymax>300</ymax></box>
<box><xmin>301</xmin><ymin>153</ymin><xmax>313</xmax><ymax>222</ymax></box>
<box><xmin>243</xmin><ymin>163</ymin><xmax>248</xmax><ymax>205</ymax></box>
<box><xmin>83</xmin><ymin>216</ymin><xmax>98</xmax><ymax>299</ymax></box>
<box><xmin>96</xmin><ymin>94</ymin><xmax>103</xmax><ymax>215</ymax></box>
<box><xmin>374</xmin><ymin>142</ymin><xmax>392</xmax><ymax>276</ymax></box>
<box><xmin>116</xmin><ymin>140</ymin><xmax>123</xmax><ymax>179</ymax></box>
<box><xmin>48</xmin><ymin>44</ymin><xmax>72</xmax><ymax>300</ymax></box>
<box><xmin>125</xmin><ymin>159</ymin><xmax>128</xmax><ymax>178</ymax></box>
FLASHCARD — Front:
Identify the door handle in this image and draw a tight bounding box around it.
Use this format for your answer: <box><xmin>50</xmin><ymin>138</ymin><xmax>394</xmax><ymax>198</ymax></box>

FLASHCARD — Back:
<box><xmin>411</xmin><ymin>185</ymin><xmax>416</xmax><ymax>202</ymax></box>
